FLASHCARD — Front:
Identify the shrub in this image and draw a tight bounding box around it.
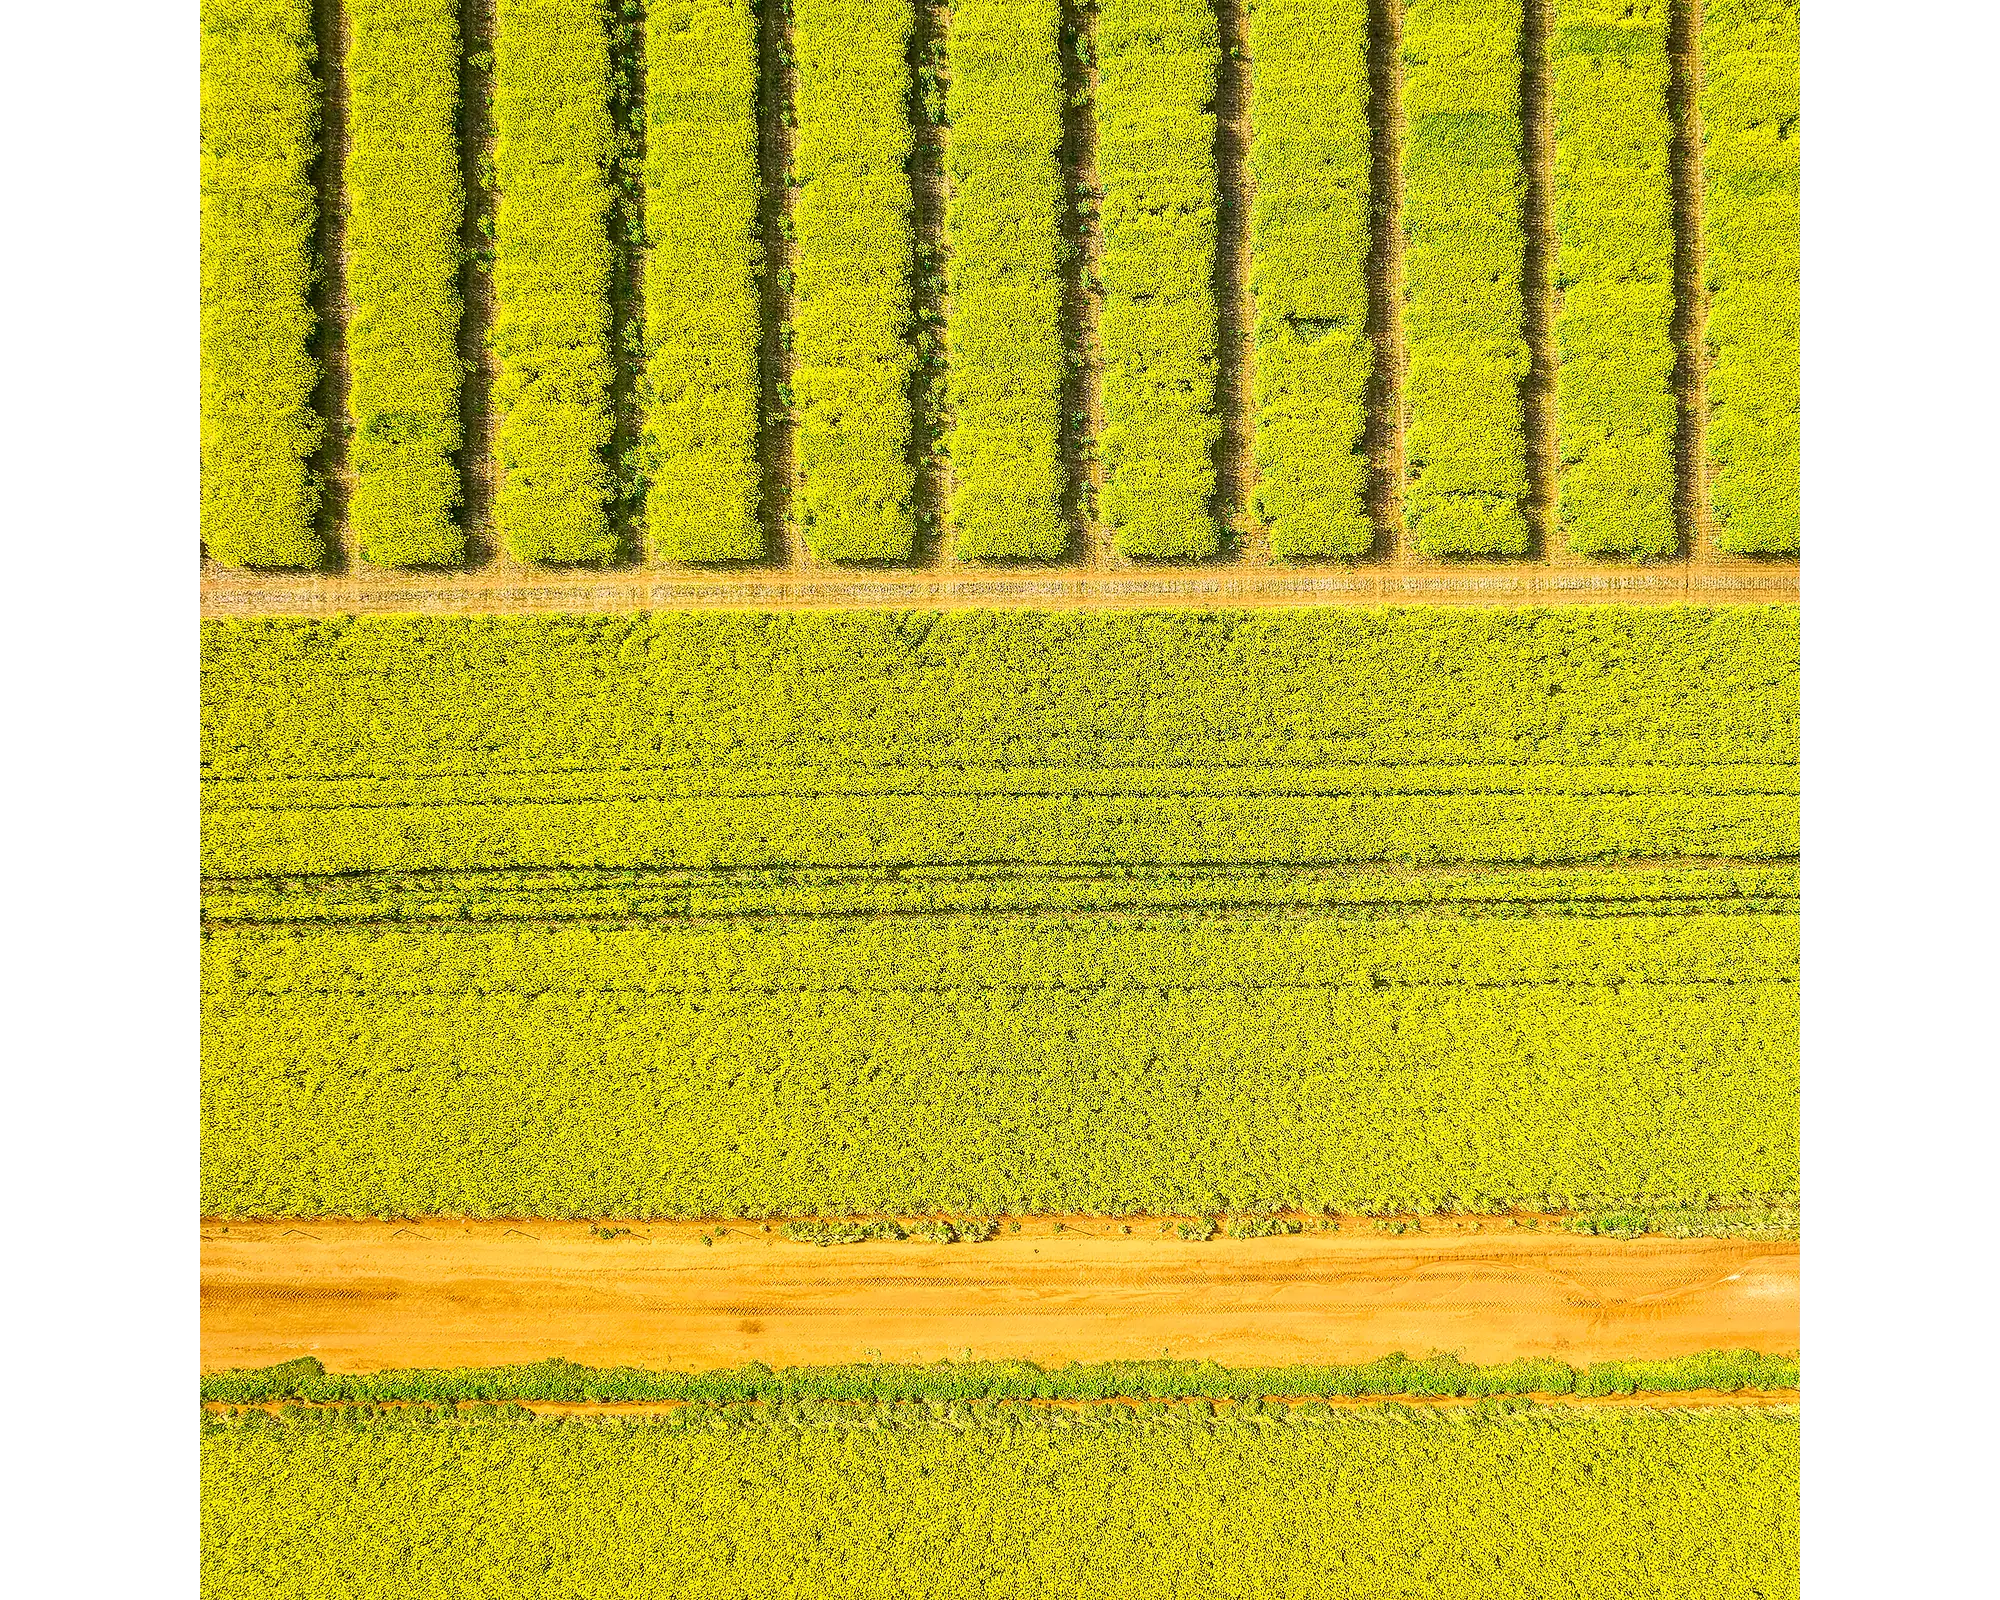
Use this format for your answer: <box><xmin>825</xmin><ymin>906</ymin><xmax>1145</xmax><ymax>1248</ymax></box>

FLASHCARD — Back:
<box><xmin>1096</xmin><ymin>0</ymin><xmax>1221</xmax><ymax>557</ymax></box>
<box><xmin>1702</xmin><ymin>0</ymin><xmax>1799</xmax><ymax>554</ymax></box>
<box><xmin>1552</xmin><ymin>0</ymin><xmax>1677</xmax><ymax>559</ymax></box>
<box><xmin>491</xmin><ymin>0</ymin><xmax>617</xmax><ymax>563</ymax></box>
<box><xmin>347</xmin><ymin>0</ymin><xmax>466</xmax><ymax>567</ymax></box>
<box><xmin>944</xmin><ymin>0</ymin><xmax>1067</xmax><ymax>559</ymax></box>
<box><xmin>1401</xmin><ymin>0</ymin><xmax>1530</xmax><ymax>556</ymax></box>
<box><xmin>1248</xmin><ymin>0</ymin><xmax>1372</xmax><ymax>558</ymax></box>
<box><xmin>200</xmin><ymin>0</ymin><xmax>323</xmax><ymax>568</ymax></box>
<box><xmin>792</xmin><ymin>0</ymin><xmax>918</xmax><ymax>559</ymax></box>
<box><xmin>644</xmin><ymin>0</ymin><xmax>764</xmax><ymax>561</ymax></box>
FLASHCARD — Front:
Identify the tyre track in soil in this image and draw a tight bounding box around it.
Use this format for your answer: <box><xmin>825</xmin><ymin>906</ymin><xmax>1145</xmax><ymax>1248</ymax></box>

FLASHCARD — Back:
<box><xmin>202</xmin><ymin>1216</ymin><xmax>1798</xmax><ymax>1376</ymax></box>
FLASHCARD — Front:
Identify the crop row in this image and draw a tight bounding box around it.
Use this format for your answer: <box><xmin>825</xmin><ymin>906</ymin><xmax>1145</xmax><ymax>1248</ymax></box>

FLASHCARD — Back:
<box><xmin>198</xmin><ymin>610</ymin><xmax>1801</xmax><ymax>777</ymax></box>
<box><xmin>202</xmin><ymin>1404</ymin><xmax>1797</xmax><ymax>1596</ymax></box>
<box><xmin>1095</xmin><ymin>0</ymin><xmax>1221</xmax><ymax>557</ymax></box>
<box><xmin>643</xmin><ymin>1</ymin><xmax>764</xmax><ymax>561</ymax></box>
<box><xmin>489</xmin><ymin>0</ymin><xmax>617</xmax><ymax>564</ymax></box>
<box><xmin>1703</xmin><ymin>0</ymin><xmax>1799</xmax><ymax>554</ymax></box>
<box><xmin>203</xmin><ymin>961</ymin><xmax>1794</xmax><ymax>1216</ymax></box>
<box><xmin>943</xmin><ymin>0</ymin><xmax>1067</xmax><ymax>559</ymax></box>
<box><xmin>199</xmin><ymin>0</ymin><xmax>322</xmax><ymax>568</ymax></box>
<box><xmin>197</xmin><ymin>861</ymin><xmax>1801</xmax><ymax>928</ymax></box>
<box><xmin>1401</xmin><ymin>0</ymin><xmax>1531</xmax><ymax>556</ymax></box>
<box><xmin>346</xmin><ymin>0</ymin><xmax>465</xmax><ymax>567</ymax></box>
<box><xmin>1248</xmin><ymin>0</ymin><xmax>1373</xmax><ymax>557</ymax></box>
<box><xmin>206</xmin><ymin>1348</ymin><xmax>1799</xmax><ymax>1404</ymax></box>
<box><xmin>1552</xmin><ymin>0</ymin><xmax>1677</xmax><ymax>558</ymax></box>
<box><xmin>791</xmin><ymin>0</ymin><xmax>918</xmax><ymax>559</ymax></box>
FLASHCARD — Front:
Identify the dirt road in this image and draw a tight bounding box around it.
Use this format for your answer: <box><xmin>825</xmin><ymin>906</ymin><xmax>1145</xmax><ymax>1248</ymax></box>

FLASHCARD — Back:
<box><xmin>202</xmin><ymin>1217</ymin><xmax>1797</xmax><ymax>1375</ymax></box>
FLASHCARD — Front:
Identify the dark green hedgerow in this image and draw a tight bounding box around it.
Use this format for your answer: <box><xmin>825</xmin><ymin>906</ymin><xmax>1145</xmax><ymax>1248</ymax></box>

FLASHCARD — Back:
<box><xmin>202</xmin><ymin>1348</ymin><xmax>1797</xmax><ymax>1405</ymax></box>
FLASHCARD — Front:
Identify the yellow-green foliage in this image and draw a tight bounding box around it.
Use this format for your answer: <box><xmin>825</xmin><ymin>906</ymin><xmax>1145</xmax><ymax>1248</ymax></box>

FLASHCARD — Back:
<box><xmin>645</xmin><ymin>0</ymin><xmax>763</xmax><ymax>561</ymax></box>
<box><xmin>201</xmin><ymin>1405</ymin><xmax>1800</xmax><ymax>1598</ymax></box>
<box><xmin>1248</xmin><ymin>0</ymin><xmax>1373</xmax><ymax>558</ymax></box>
<box><xmin>1703</xmin><ymin>0</ymin><xmax>1798</xmax><ymax>555</ymax></box>
<box><xmin>199</xmin><ymin>609</ymin><xmax>1797</xmax><ymax>1218</ymax></box>
<box><xmin>492</xmin><ymin>0</ymin><xmax>617</xmax><ymax>564</ymax></box>
<box><xmin>346</xmin><ymin>0</ymin><xmax>465</xmax><ymax>567</ymax></box>
<box><xmin>1402</xmin><ymin>0</ymin><xmax>1529</xmax><ymax>556</ymax></box>
<box><xmin>1553</xmin><ymin>0</ymin><xmax>1675</xmax><ymax>559</ymax></box>
<box><xmin>792</xmin><ymin>0</ymin><xmax>917</xmax><ymax>560</ymax></box>
<box><xmin>199</xmin><ymin>0</ymin><xmax>322</xmax><ymax>568</ymax></box>
<box><xmin>945</xmin><ymin>0</ymin><xmax>1067</xmax><ymax>559</ymax></box>
<box><xmin>202</xmin><ymin>880</ymin><xmax>1797</xmax><ymax>1215</ymax></box>
<box><xmin>1096</xmin><ymin>0</ymin><xmax>1220</xmax><ymax>558</ymax></box>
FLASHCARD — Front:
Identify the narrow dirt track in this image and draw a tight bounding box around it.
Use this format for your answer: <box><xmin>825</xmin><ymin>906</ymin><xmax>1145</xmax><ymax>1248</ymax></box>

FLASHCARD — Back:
<box><xmin>199</xmin><ymin>557</ymin><xmax>1797</xmax><ymax>615</ymax></box>
<box><xmin>202</xmin><ymin>1218</ymin><xmax>1797</xmax><ymax>1375</ymax></box>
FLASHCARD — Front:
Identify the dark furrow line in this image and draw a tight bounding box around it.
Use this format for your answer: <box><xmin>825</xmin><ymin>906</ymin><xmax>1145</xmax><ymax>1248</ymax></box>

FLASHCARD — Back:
<box><xmin>310</xmin><ymin>0</ymin><xmax>354</xmax><ymax>571</ymax></box>
<box><xmin>455</xmin><ymin>0</ymin><xmax>499</xmax><ymax>563</ymax></box>
<box><xmin>1213</xmin><ymin>0</ymin><xmax>1257</xmax><ymax>557</ymax></box>
<box><xmin>909</xmin><ymin>1</ymin><xmax>953</xmax><ymax>562</ymax></box>
<box><xmin>607</xmin><ymin>3</ymin><xmax>647</xmax><ymax>563</ymax></box>
<box><xmin>1668</xmin><ymin>0</ymin><xmax>1708</xmax><ymax>558</ymax></box>
<box><xmin>758</xmin><ymin>0</ymin><xmax>799</xmax><ymax>565</ymax></box>
<box><xmin>1363</xmin><ymin>0</ymin><xmax>1404</xmax><ymax>558</ymax></box>
<box><xmin>1520</xmin><ymin>0</ymin><xmax>1558</xmax><ymax>559</ymax></box>
<box><xmin>1058</xmin><ymin>0</ymin><xmax>1103</xmax><ymax>561</ymax></box>
<box><xmin>213</xmin><ymin>976</ymin><xmax>1798</xmax><ymax>998</ymax></box>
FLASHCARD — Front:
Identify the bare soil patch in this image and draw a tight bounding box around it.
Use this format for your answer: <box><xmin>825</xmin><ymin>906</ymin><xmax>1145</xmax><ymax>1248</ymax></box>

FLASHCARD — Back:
<box><xmin>201</xmin><ymin>1215</ymin><xmax>1798</xmax><ymax>1375</ymax></box>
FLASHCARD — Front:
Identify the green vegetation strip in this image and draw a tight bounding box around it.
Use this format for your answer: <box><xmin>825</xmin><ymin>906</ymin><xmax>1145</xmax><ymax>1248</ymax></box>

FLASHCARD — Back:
<box><xmin>792</xmin><ymin>0</ymin><xmax>918</xmax><ymax>560</ymax></box>
<box><xmin>1702</xmin><ymin>0</ymin><xmax>1798</xmax><ymax>555</ymax></box>
<box><xmin>492</xmin><ymin>0</ymin><xmax>617</xmax><ymax>563</ymax></box>
<box><xmin>1552</xmin><ymin>0</ymin><xmax>1676</xmax><ymax>559</ymax></box>
<box><xmin>945</xmin><ymin>0</ymin><xmax>1067</xmax><ymax>559</ymax></box>
<box><xmin>1402</xmin><ymin>0</ymin><xmax>1530</xmax><ymax>556</ymax></box>
<box><xmin>1248</xmin><ymin>0</ymin><xmax>1373</xmax><ymax>558</ymax></box>
<box><xmin>199</xmin><ymin>0</ymin><xmax>322</xmax><ymax>568</ymax></box>
<box><xmin>346</xmin><ymin>0</ymin><xmax>465</xmax><ymax>567</ymax></box>
<box><xmin>644</xmin><ymin>0</ymin><xmax>763</xmax><ymax>561</ymax></box>
<box><xmin>201</xmin><ymin>610</ymin><xmax>1794</xmax><ymax>1217</ymax></box>
<box><xmin>204</xmin><ymin>1349</ymin><xmax>1797</xmax><ymax>1405</ymax></box>
<box><xmin>1096</xmin><ymin>0</ymin><xmax>1221</xmax><ymax>557</ymax></box>
<box><xmin>203</xmin><ymin>1403</ymin><xmax>1797</xmax><ymax>1597</ymax></box>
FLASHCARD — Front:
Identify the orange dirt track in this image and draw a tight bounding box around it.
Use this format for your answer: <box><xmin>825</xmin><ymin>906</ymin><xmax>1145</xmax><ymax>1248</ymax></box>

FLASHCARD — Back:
<box><xmin>201</xmin><ymin>1218</ymin><xmax>1798</xmax><ymax>1376</ymax></box>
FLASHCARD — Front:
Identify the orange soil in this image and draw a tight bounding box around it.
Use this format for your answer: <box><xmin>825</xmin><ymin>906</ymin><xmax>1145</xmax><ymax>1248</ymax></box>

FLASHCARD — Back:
<box><xmin>201</xmin><ymin>1216</ymin><xmax>1797</xmax><ymax>1376</ymax></box>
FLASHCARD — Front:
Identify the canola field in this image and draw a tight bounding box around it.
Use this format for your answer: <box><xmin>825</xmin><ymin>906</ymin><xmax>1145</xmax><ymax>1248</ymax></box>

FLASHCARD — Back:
<box><xmin>201</xmin><ymin>1403</ymin><xmax>1799</xmax><ymax>1598</ymax></box>
<box><xmin>201</xmin><ymin>607</ymin><xmax>1798</xmax><ymax>1218</ymax></box>
<box><xmin>198</xmin><ymin>0</ymin><xmax>1800</xmax><ymax>570</ymax></box>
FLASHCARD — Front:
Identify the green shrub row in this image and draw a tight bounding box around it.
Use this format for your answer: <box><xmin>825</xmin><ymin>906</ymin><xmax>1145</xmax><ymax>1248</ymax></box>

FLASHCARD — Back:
<box><xmin>1247</xmin><ymin>0</ymin><xmax>1373</xmax><ymax>558</ymax></box>
<box><xmin>791</xmin><ymin>0</ymin><xmax>918</xmax><ymax>559</ymax></box>
<box><xmin>1551</xmin><ymin>1</ymin><xmax>1677</xmax><ymax>560</ymax></box>
<box><xmin>203</xmin><ymin>1403</ymin><xmax>1798</xmax><ymax>1597</ymax></box>
<box><xmin>644</xmin><ymin>0</ymin><xmax>764</xmax><ymax>561</ymax></box>
<box><xmin>201</xmin><ymin>904</ymin><xmax>1796</xmax><ymax>1215</ymax></box>
<box><xmin>1702</xmin><ymin>0</ymin><xmax>1798</xmax><ymax>554</ymax></box>
<box><xmin>1096</xmin><ymin>0</ymin><xmax>1221</xmax><ymax>557</ymax></box>
<box><xmin>944</xmin><ymin>0</ymin><xmax>1067</xmax><ymax>559</ymax></box>
<box><xmin>491</xmin><ymin>0</ymin><xmax>617</xmax><ymax>563</ymax></box>
<box><xmin>1401</xmin><ymin>0</ymin><xmax>1530</xmax><ymax>556</ymax></box>
<box><xmin>199</xmin><ymin>0</ymin><xmax>323</xmax><ymax>568</ymax></box>
<box><xmin>346</xmin><ymin>0</ymin><xmax>465</xmax><ymax>567</ymax></box>
<box><xmin>203</xmin><ymin>1348</ymin><xmax>1798</xmax><ymax>1405</ymax></box>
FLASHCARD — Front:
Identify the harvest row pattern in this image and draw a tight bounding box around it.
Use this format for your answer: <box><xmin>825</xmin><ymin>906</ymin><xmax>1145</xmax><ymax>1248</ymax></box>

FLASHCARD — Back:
<box><xmin>199</xmin><ymin>0</ymin><xmax>1799</xmax><ymax>570</ymax></box>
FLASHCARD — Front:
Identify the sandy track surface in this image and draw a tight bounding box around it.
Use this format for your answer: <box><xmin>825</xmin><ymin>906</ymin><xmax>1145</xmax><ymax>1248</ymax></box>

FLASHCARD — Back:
<box><xmin>202</xmin><ymin>1217</ymin><xmax>1797</xmax><ymax>1375</ymax></box>
<box><xmin>199</xmin><ymin>557</ymin><xmax>1797</xmax><ymax>616</ymax></box>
